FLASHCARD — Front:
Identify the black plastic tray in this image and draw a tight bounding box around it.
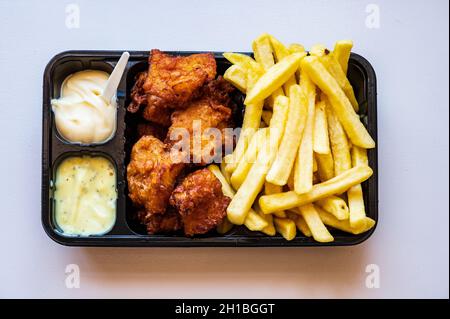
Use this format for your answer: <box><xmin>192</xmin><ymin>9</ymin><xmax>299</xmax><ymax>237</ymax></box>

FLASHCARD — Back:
<box><xmin>42</xmin><ymin>50</ymin><xmax>378</xmax><ymax>247</ymax></box>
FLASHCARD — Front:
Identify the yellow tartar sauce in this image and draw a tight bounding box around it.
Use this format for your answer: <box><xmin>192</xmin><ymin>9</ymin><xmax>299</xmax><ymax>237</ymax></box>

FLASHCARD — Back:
<box><xmin>54</xmin><ymin>156</ymin><xmax>117</xmax><ymax>236</ymax></box>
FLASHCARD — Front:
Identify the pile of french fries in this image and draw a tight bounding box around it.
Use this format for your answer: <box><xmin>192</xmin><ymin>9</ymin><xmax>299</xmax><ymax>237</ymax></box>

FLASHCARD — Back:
<box><xmin>208</xmin><ymin>34</ymin><xmax>376</xmax><ymax>242</ymax></box>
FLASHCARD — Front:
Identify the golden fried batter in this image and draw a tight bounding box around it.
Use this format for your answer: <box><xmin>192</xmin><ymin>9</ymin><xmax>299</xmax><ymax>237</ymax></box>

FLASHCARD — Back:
<box><xmin>137</xmin><ymin>207</ymin><xmax>183</xmax><ymax>234</ymax></box>
<box><xmin>144</xmin><ymin>49</ymin><xmax>216</xmax><ymax>110</ymax></box>
<box><xmin>166</xmin><ymin>78</ymin><xmax>235</xmax><ymax>165</ymax></box>
<box><xmin>127</xmin><ymin>135</ymin><xmax>184</xmax><ymax>215</ymax></box>
<box><xmin>169</xmin><ymin>169</ymin><xmax>231</xmax><ymax>236</ymax></box>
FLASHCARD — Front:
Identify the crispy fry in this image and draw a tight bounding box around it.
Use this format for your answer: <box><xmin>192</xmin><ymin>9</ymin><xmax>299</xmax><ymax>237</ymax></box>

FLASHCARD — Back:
<box><xmin>223</xmin><ymin>52</ymin><xmax>256</xmax><ymax>68</ymax></box>
<box><xmin>264</xmin><ymin>182</ymin><xmax>287</xmax><ymax>218</ymax></box>
<box><xmin>231</xmin><ymin>128</ymin><xmax>267</xmax><ymax>190</ymax></box>
<box><xmin>310</xmin><ymin>44</ymin><xmax>327</xmax><ymax>57</ymax></box>
<box><xmin>351</xmin><ymin>146</ymin><xmax>369</xmax><ymax>167</ymax></box>
<box><xmin>294</xmin><ymin>71</ymin><xmax>316</xmax><ymax>194</ymax></box>
<box><xmin>207</xmin><ymin>164</ymin><xmax>267</xmax><ymax>231</ymax></box>
<box><xmin>227</xmin><ymin>95</ymin><xmax>288</xmax><ymax>225</ymax></box>
<box><xmin>315</xmin><ymin>195</ymin><xmax>349</xmax><ymax>220</ymax></box>
<box><xmin>244</xmin><ymin>209</ymin><xmax>269</xmax><ymax>231</ymax></box>
<box><xmin>313</xmin><ymin>157</ymin><xmax>318</xmax><ymax>173</ymax></box>
<box><xmin>299</xmin><ymin>204</ymin><xmax>334</xmax><ymax>242</ymax></box>
<box><xmin>225</xmin><ymin>60</ymin><xmax>265</xmax><ymax>174</ymax></box>
<box><xmin>252</xmin><ymin>33</ymin><xmax>285</xmax><ymax>107</ymax></box>
<box><xmin>274</xmin><ymin>217</ymin><xmax>296</xmax><ymax>240</ymax></box>
<box><xmin>348</xmin><ymin>184</ymin><xmax>366</xmax><ymax>228</ymax></box>
<box><xmin>316</xmin><ymin>205</ymin><xmax>374</xmax><ymax>235</ymax></box>
<box><xmin>226</xmin><ymin>101</ymin><xmax>263</xmax><ymax>173</ymax></box>
<box><xmin>269</xmin><ymin>35</ymin><xmax>298</xmax><ymax>94</ymax></box>
<box><xmin>325</xmin><ymin>98</ymin><xmax>352</xmax><ymax>176</ymax></box>
<box><xmin>287</xmin><ymin>211</ymin><xmax>312</xmax><ymax>237</ymax></box>
<box><xmin>267</xmin><ymin>84</ymin><xmax>308</xmax><ymax>185</ymax></box>
<box><xmin>259</xmin><ymin>166</ymin><xmax>373</xmax><ymax>214</ymax></box>
<box><xmin>333</xmin><ymin>40</ymin><xmax>353</xmax><ymax>75</ymax></box>
<box><xmin>288</xmin><ymin>43</ymin><xmax>306</xmax><ymax>53</ymax></box>
<box><xmin>208</xmin><ymin>165</ymin><xmax>236</xmax><ymax>198</ymax></box>
<box><xmin>320</xmin><ymin>53</ymin><xmax>359</xmax><ymax>111</ymax></box>
<box><xmin>315</xmin><ymin>152</ymin><xmax>334</xmax><ymax>181</ymax></box>
<box><xmin>223</xmin><ymin>64</ymin><xmax>247</xmax><ymax>93</ymax></box>
<box><xmin>301</xmin><ymin>56</ymin><xmax>375</xmax><ymax>148</ymax></box>
<box><xmin>261</xmin><ymin>110</ymin><xmax>273</xmax><ymax>126</ymax></box>
<box><xmin>244</xmin><ymin>53</ymin><xmax>304</xmax><ymax>106</ymax></box>
<box><xmin>348</xmin><ymin>145</ymin><xmax>368</xmax><ymax>228</ymax></box>
<box><xmin>313</xmin><ymin>99</ymin><xmax>330</xmax><ymax>154</ymax></box>
<box><xmin>216</xmin><ymin>218</ymin><xmax>234</xmax><ymax>234</ymax></box>
<box><xmin>220</xmin><ymin>159</ymin><xmax>232</xmax><ymax>185</ymax></box>
<box><xmin>255</xmin><ymin>204</ymin><xmax>276</xmax><ymax>236</ymax></box>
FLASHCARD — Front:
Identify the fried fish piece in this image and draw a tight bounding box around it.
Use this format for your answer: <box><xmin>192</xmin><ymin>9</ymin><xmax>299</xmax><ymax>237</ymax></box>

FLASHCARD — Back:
<box><xmin>144</xmin><ymin>49</ymin><xmax>216</xmax><ymax>109</ymax></box>
<box><xmin>127</xmin><ymin>135</ymin><xmax>184</xmax><ymax>215</ymax></box>
<box><xmin>166</xmin><ymin>77</ymin><xmax>235</xmax><ymax>165</ymax></box>
<box><xmin>128</xmin><ymin>50</ymin><xmax>217</xmax><ymax>126</ymax></box>
<box><xmin>169</xmin><ymin>169</ymin><xmax>231</xmax><ymax>236</ymax></box>
<box><xmin>137</xmin><ymin>207</ymin><xmax>183</xmax><ymax>234</ymax></box>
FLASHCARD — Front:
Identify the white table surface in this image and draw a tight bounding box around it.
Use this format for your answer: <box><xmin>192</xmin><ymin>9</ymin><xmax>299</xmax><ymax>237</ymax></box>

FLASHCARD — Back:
<box><xmin>0</xmin><ymin>0</ymin><xmax>448</xmax><ymax>299</ymax></box>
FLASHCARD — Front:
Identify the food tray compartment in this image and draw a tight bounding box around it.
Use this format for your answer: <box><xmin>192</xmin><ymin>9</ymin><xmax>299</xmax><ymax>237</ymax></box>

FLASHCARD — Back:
<box><xmin>42</xmin><ymin>50</ymin><xmax>378</xmax><ymax>247</ymax></box>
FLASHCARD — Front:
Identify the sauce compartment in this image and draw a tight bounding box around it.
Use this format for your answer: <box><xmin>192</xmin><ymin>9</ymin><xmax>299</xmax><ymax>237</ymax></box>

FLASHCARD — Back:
<box><xmin>51</xmin><ymin>152</ymin><xmax>118</xmax><ymax>237</ymax></box>
<box><xmin>42</xmin><ymin>51</ymin><xmax>378</xmax><ymax>247</ymax></box>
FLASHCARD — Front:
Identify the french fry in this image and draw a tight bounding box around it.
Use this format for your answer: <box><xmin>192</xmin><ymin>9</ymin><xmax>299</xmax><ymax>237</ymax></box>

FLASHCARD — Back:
<box><xmin>310</xmin><ymin>44</ymin><xmax>327</xmax><ymax>57</ymax></box>
<box><xmin>227</xmin><ymin>95</ymin><xmax>288</xmax><ymax>225</ymax></box>
<box><xmin>226</xmin><ymin>102</ymin><xmax>264</xmax><ymax>173</ymax></box>
<box><xmin>315</xmin><ymin>195</ymin><xmax>349</xmax><ymax>220</ymax></box>
<box><xmin>274</xmin><ymin>217</ymin><xmax>296</xmax><ymax>240</ymax></box>
<box><xmin>316</xmin><ymin>205</ymin><xmax>375</xmax><ymax>235</ymax></box>
<box><xmin>313</xmin><ymin>157</ymin><xmax>318</xmax><ymax>172</ymax></box>
<box><xmin>351</xmin><ymin>146</ymin><xmax>369</xmax><ymax>167</ymax></box>
<box><xmin>325</xmin><ymin>97</ymin><xmax>352</xmax><ymax>176</ymax></box>
<box><xmin>231</xmin><ymin>128</ymin><xmax>267</xmax><ymax>190</ymax></box>
<box><xmin>220</xmin><ymin>159</ymin><xmax>232</xmax><ymax>185</ymax></box>
<box><xmin>208</xmin><ymin>165</ymin><xmax>236</xmax><ymax>198</ymax></box>
<box><xmin>299</xmin><ymin>204</ymin><xmax>334</xmax><ymax>242</ymax></box>
<box><xmin>287</xmin><ymin>211</ymin><xmax>312</xmax><ymax>237</ymax></box>
<box><xmin>348</xmin><ymin>145</ymin><xmax>368</xmax><ymax>228</ymax></box>
<box><xmin>261</xmin><ymin>110</ymin><xmax>273</xmax><ymax>126</ymax></box>
<box><xmin>225</xmin><ymin>60</ymin><xmax>265</xmax><ymax>174</ymax></box>
<box><xmin>259</xmin><ymin>166</ymin><xmax>373</xmax><ymax>214</ymax></box>
<box><xmin>223</xmin><ymin>64</ymin><xmax>247</xmax><ymax>93</ymax></box>
<box><xmin>288</xmin><ymin>43</ymin><xmax>306</xmax><ymax>53</ymax></box>
<box><xmin>255</xmin><ymin>204</ymin><xmax>276</xmax><ymax>236</ymax></box>
<box><xmin>244</xmin><ymin>53</ymin><xmax>303</xmax><ymax>106</ymax></box>
<box><xmin>223</xmin><ymin>52</ymin><xmax>256</xmax><ymax>68</ymax></box>
<box><xmin>348</xmin><ymin>184</ymin><xmax>366</xmax><ymax>228</ymax></box>
<box><xmin>267</xmin><ymin>84</ymin><xmax>308</xmax><ymax>185</ymax></box>
<box><xmin>207</xmin><ymin>164</ymin><xmax>267</xmax><ymax>231</ymax></box>
<box><xmin>216</xmin><ymin>218</ymin><xmax>234</xmax><ymax>234</ymax></box>
<box><xmin>309</xmin><ymin>46</ymin><xmax>358</xmax><ymax>111</ymax></box>
<box><xmin>313</xmin><ymin>99</ymin><xmax>330</xmax><ymax>154</ymax></box>
<box><xmin>264</xmin><ymin>182</ymin><xmax>287</xmax><ymax>218</ymax></box>
<box><xmin>207</xmin><ymin>165</ymin><xmax>235</xmax><ymax>234</ymax></box>
<box><xmin>294</xmin><ymin>71</ymin><xmax>316</xmax><ymax>194</ymax></box>
<box><xmin>315</xmin><ymin>152</ymin><xmax>334</xmax><ymax>181</ymax></box>
<box><xmin>320</xmin><ymin>53</ymin><xmax>359</xmax><ymax>111</ymax></box>
<box><xmin>252</xmin><ymin>33</ymin><xmax>285</xmax><ymax>107</ymax></box>
<box><xmin>244</xmin><ymin>209</ymin><xmax>269</xmax><ymax>231</ymax></box>
<box><xmin>333</xmin><ymin>40</ymin><xmax>353</xmax><ymax>75</ymax></box>
<box><xmin>288</xmin><ymin>43</ymin><xmax>306</xmax><ymax>82</ymax></box>
<box><xmin>269</xmin><ymin>35</ymin><xmax>298</xmax><ymax>94</ymax></box>
<box><xmin>301</xmin><ymin>56</ymin><xmax>375</xmax><ymax>148</ymax></box>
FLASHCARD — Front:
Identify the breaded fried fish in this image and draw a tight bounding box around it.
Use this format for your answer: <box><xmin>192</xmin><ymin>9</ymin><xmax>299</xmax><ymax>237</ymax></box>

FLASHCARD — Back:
<box><xmin>169</xmin><ymin>169</ymin><xmax>231</xmax><ymax>236</ymax></box>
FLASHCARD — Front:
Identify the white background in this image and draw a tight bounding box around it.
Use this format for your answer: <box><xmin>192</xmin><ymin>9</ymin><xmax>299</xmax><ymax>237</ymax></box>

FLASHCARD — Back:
<box><xmin>0</xmin><ymin>0</ymin><xmax>448</xmax><ymax>298</ymax></box>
